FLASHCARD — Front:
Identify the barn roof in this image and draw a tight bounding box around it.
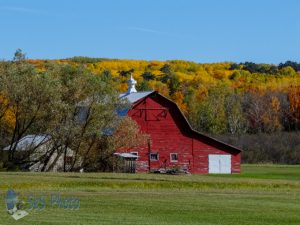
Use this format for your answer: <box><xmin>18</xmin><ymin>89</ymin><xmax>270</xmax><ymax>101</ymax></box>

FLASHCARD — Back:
<box><xmin>119</xmin><ymin>91</ymin><xmax>154</xmax><ymax>104</ymax></box>
<box><xmin>3</xmin><ymin>134</ymin><xmax>50</xmax><ymax>151</ymax></box>
<box><xmin>129</xmin><ymin>91</ymin><xmax>242</xmax><ymax>153</ymax></box>
<box><xmin>114</xmin><ymin>152</ymin><xmax>139</xmax><ymax>159</ymax></box>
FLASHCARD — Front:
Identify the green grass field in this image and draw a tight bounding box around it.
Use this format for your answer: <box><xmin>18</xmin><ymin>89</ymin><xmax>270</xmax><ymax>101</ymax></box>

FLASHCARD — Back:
<box><xmin>1</xmin><ymin>164</ymin><xmax>300</xmax><ymax>225</ymax></box>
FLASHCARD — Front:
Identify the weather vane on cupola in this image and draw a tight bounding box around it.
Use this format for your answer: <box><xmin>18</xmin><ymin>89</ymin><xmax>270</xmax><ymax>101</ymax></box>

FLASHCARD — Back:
<box><xmin>127</xmin><ymin>74</ymin><xmax>137</xmax><ymax>94</ymax></box>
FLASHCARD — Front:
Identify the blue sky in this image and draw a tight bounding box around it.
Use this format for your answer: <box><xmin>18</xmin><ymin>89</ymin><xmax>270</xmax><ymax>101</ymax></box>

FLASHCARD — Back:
<box><xmin>0</xmin><ymin>0</ymin><xmax>299</xmax><ymax>63</ymax></box>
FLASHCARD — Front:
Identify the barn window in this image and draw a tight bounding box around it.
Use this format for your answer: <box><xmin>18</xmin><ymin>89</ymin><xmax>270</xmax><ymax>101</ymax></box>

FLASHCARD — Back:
<box><xmin>150</xmin><ymin>153</ymin><xmax>159</xmax><ymax>161</ymax></box>
<box><xmin>170</xmin><ymin>153</ymin><xmax>178</xmax><ymax>162</ymax></box>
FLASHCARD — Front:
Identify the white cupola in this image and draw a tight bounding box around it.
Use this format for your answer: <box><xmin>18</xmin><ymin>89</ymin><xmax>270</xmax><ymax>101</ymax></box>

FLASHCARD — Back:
<box><xmin>127</xmin><ymin>74</ymin><xmax>137</xmax><ymax>93</ymax></box>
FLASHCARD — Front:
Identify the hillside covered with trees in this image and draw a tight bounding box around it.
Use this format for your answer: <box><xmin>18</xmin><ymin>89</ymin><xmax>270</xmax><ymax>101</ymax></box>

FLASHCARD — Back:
<box><xmin>28</xmin><ymin>56</ymin><xmax>300</xmax><ymax>133</ymax></box>
<box><xmin>1</xmin><ymin>50</ymin><xmax>300</xmax><ymax>169</ymax></box>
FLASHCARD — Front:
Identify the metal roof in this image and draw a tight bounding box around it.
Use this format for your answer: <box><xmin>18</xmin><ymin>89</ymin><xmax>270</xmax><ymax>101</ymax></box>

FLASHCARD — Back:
<box><xmin>119</xmin><ymin>91</ymin><xmax>154</xmax><ymax>104</ymax></box>
<box><xmin>3</xmin><ymin>134</ymin><xmax>50</xmax><ymax>151</ymax></box>
<box><xmin>114</xmin><ymin>152</ymin><xmax>138</xmax><ymax>159</ymax></box>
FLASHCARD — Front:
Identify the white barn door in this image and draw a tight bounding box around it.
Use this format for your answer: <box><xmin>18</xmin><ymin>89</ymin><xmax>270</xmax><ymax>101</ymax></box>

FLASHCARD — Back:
<box><xmin>208</xmin><ymin>155</ymin><xmax>231</xmax><ymax>174</ymax></box>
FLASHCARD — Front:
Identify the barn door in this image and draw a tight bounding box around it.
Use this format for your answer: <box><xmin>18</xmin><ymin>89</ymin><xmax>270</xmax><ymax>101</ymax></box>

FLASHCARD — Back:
<box><xmin>208</xmin><ymin>155</ymin><xmax>231</xmax><ymax>174</ymax></box>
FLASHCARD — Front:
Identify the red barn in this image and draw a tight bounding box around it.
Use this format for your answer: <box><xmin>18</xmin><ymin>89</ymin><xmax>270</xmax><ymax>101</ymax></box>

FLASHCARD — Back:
<box><xmin>117</xmin><ymin>76</ymin><xmax>241</xmax><ymax>174</ymax></box>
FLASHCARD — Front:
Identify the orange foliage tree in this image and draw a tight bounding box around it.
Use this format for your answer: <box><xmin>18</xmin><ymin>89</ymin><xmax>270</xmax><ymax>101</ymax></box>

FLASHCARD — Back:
<box><xmin>288</xmin><ymin>86</ymin><xmax>300</xmax><ymax>128</ymax></box>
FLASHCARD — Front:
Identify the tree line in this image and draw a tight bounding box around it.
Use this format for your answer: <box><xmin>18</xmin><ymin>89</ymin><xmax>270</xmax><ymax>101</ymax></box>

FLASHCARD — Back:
<box><xmin>0</xmin><ymin>50</ymin><xmax>148</xmax><ymax>171</ymax></box>
<box><xmin>1</xmin><ymin>51</ymin><xmax>300</xmax><ymax>167</ymax></box>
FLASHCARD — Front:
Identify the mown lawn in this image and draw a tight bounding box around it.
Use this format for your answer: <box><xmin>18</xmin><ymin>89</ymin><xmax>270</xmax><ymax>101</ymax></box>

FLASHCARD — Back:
<box><xmin>1</xmin><ymin>164</ymin><xmax>300</xmax><ymax>225</ymax></box>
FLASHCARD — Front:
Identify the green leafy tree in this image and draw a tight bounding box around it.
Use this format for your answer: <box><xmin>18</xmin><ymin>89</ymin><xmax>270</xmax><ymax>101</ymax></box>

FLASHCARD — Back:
<box><xmin>40</xmin><ymin>64</ymin><xmax>120</xmax><ymax>171</ymax></box>
<box><xmin>191</xmin><ymin>86</ymin><xmax>227</xmax><ymax>134</ymax></box>
<box><xmin>141</xmin><ymin>71</ymin><xmax>155</xmax><ymax>81</ymax></box>
<box><xmin>225</xmin><ymin>93</ymin><xmax>248</xmax><ymax>134</ymax></box>
<box><xmin>168</xmin><ymin>74</ymin><xmax>181</xmax><ymax>96</ymax></box>
<box><xmin>0</xmin><ymin>52</ymin><xmax>61</xmax><ymax>162</ymax></box>
<box><xmin>136</xmin><ymin>79</ymin><xmax>151</xmax><ymax>91</ymax></box>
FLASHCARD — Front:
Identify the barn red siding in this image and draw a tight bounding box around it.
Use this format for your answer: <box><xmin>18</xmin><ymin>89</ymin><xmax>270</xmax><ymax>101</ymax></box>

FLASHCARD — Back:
<box><xmin>125</xmin><ymin>92</ymin><xmax>241</xmax><ymax>174</ymax></box>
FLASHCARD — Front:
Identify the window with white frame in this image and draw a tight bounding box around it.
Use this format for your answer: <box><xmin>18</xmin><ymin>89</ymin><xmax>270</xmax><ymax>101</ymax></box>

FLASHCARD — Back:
<box><xmin>150</xmin><ymin>153</ymin><xmax>159</xmax><ymax>161</ymax></box>
<box><xmin>170</xmin><ymin>153</ymin><xmax>178</xmax><ymax>162</ymax></box>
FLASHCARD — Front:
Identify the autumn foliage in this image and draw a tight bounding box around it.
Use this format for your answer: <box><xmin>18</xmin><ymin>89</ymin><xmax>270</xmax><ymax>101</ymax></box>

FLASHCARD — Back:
<box><xmin>21</xmin><ymin>57</ymin><xmax>300</xmax><ymax>135</ymax></box>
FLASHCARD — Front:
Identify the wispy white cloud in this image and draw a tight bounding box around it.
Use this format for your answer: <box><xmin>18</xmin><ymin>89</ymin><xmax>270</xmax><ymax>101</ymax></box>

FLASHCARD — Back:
<box><xmin>0</xmin><ymin>6</ymin><xmax>45</xmax><ymax>14</ymax></box>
